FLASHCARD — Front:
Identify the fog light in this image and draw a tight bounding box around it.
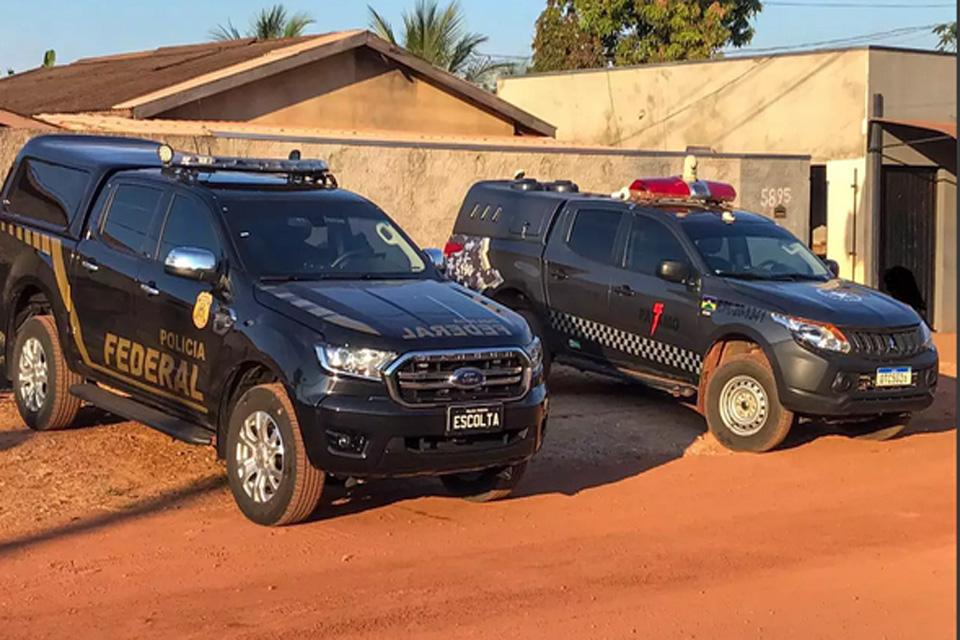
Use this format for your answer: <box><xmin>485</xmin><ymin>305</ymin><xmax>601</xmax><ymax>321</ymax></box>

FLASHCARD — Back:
<box><xmin>925</xmin><ymin>368</ymin><xmax>938</xmax><ymax>387</ymax></box>
<box><xmin>326</xmin><ymin>430</ymin><xmax>367</xmax><ymax>455</ymax></box>
<box><xmin>832</xmin><ymin>372</ymin><xmax>854</xmax><ymax>393</ymax></box>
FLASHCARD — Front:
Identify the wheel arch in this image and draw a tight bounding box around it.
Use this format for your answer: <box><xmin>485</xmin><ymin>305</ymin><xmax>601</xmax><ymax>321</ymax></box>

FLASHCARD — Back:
<box><xmin>216</xmin><ymin>359</ymin><xmax>284</xmax><ymax>458</ymax></box>
<box><xmin>698</xmin><ymin>326</ymin><xmax>783</xmax><ymax>414</ymax></box>
<box><xmin>4</xmin><ymin>278</ymin><xmax>62</xmax><ymax>377</ymax></box>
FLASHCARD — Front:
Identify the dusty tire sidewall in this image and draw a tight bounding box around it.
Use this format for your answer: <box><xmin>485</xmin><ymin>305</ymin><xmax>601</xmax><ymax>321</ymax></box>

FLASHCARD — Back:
<box><xmin>226</xmin><ymin>386</ymin><xmax>303</xmax><ymax>525</ymax></box>
<box><xmin>705</xmin><ymin>357</ymin><xmax>790</xmax><ymax>453</ymax></box>
<box><xmin>13</xmin><ymin>317</ymin><xmax>63</xmax><ymax>430</ymax></box>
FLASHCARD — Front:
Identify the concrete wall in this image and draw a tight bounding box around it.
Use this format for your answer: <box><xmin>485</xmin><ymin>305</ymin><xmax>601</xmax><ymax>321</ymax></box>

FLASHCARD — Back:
<box><xmin>935</xmin><ymin>170</ymin><xmax>957</xmax><ymax>332</ymax></box>
<box><xmin>824</xmin><ymin>158</ymin><xmax>867</xmax><ymax>281</ymax></box>
<box><xmin>499</xmin><ymin>49</ymin><xmax>869</xmax><ymax>162</ymax></box>
<box><xmin>160</xmin><ymin>48</ymin><xmax>516</xmax><ymax>137</ymax></box>
<box><xmin>0</xmin><ymin>129</ymin><xmax>809</xmax><ymax>252</ymax></box>
<box><xmin>868</xmin><ymin>49</ymin><xmax>958</xmax><ymax>123</ymax></box>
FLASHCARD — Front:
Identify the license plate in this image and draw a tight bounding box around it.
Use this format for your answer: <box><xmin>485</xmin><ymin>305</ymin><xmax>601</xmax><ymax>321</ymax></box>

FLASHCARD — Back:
<box><xmin>876</xmin><ymin>366</ymin><xmax>912</xmax><ymax>387</ymax></box>
<box><xmin>447</xmin><ymin>404</ymin><xmax>504</xmax><ymax>433</ymax></box>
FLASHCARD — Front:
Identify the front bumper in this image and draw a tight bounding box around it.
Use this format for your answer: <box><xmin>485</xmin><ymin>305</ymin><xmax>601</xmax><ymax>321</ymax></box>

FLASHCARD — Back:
<box><xmin>771</xmin><ymin>338</ymin><xmax>938</xmax><ymax>417</ymax></box>
<box><xmin>293</xmin><ymin>383</ymin><xmax>548</xmax><ymax>477</ymax></box>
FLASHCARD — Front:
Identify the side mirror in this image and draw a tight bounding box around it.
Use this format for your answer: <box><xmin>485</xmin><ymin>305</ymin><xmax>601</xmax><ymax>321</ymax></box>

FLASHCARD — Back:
<box><xmin>657</xmin><ymin>260</ymin><xmax>690</xmax><ymax>284</ymax></box>
<box><xmin>423</xmin><ymin>248</ymin><xmax>446</xmax><ymax>273</ymax></box>
<box><xmin>824</xmin><ymin>259</ymin><xmax>840</xmax><ymax>278</ymax></box>
<box><xmin>165</xmin><ymin>247</ymin><xmax>218</xmax><ymax>282</ymax></box>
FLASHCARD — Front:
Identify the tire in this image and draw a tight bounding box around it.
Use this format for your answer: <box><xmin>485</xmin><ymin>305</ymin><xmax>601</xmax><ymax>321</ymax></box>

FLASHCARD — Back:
<box><xmin>704</xmin><ymin>351</ymin><xmax>794</xmax><ymax>453</ymax></box>
<box><xmin>225</xmin><ymin>383</ymin><xmax>325</xmax><ymax>526</ymax></box>
<box><xmin>12</xmin><ymin>315</ymin><xmax>82</xmax><ymax>431</ymax></box>
<box><xmin>440</xmin><ymin>461</ymin><xmax>528</xmax><ymax>503</ymax></box>
<box><xmin>517</xmin><ymin>308</ymin><xmax>552</xmax><ymax>379</ymax></box>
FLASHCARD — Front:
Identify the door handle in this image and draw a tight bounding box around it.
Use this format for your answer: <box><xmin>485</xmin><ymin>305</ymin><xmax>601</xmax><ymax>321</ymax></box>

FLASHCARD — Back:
<box><xmin>139</xmin><ymin>282</ymin><xmax>160</xmax><ymax>296</ymax></box>
<box><xmin>550</xmin><ymin>268</ymin><xmax>569</xmax><ymax>281</ymax></box>
<box><xmin>81</xmin><ymin>259</ymin><xmax>99</xmax><ymax>273</ymax></box>
<box><xmin>613</xmin><ymin>284</ymin><xmax>635</xmax><ymax>297</ymax></box>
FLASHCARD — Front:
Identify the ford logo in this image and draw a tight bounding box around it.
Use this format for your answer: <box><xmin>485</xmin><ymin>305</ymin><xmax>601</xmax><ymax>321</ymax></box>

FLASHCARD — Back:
<box><xmin>449</xmin><ymin>367</ymin><xmax>485</xmax><ymax>390</ymax></box>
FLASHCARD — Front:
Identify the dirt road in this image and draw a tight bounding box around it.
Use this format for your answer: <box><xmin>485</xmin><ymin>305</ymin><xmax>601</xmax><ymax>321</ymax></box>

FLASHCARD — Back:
<box><xmin>0</xmin><ymin>344</ymin><xmax>955</xmax><ymax>639</ymax></box>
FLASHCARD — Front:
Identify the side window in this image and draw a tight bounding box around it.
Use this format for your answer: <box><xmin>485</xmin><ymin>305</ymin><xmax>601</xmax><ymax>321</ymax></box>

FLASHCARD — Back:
<box><xmin>101</xmin><ymin>184</ymin><xmax>164</xmax><ymax>256</ymax></box>
<box><xmin>627</xmin><ymin>216</ymin><xmax>688</xmax><ymax>275</ymax></box>
<box><xmin>7</xmin><ymin>159</ymin><xmax>89</xmax><ymax>228</ymax></box>
<box><xmin>157</xmin><ymin>195</ymin><xmax>221</xmax><ymax>263</ymax></box>
<box><xmin>567</xmin><ymin>209</ymin><xmax>622</xmax><ymax>265</ymax></box>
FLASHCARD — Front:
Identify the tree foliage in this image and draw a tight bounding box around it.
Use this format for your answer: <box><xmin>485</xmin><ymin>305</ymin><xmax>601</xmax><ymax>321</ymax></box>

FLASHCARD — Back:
<box><xmin>934</xmin><ymin>22</ymin><xmax>956</xmax><ymax>52</ymax></box>
<box><xmin>533</xmin><ymin>0</ymin><xmax>763</xmax><ymax>71</ymax></box>
<box><xmin>42</xmin><ymin>50</ymin><xmax>56</xmax><ymax>67</ymax></box>
<box><xmin>210</xmin><ymin>4</ymin><xmax>314</xmax><ymax>41</ymax></box>
<box><xmin>368</xmin><ymin>0</ymin><xmax>511</xmax><ymax>85</ymax></box>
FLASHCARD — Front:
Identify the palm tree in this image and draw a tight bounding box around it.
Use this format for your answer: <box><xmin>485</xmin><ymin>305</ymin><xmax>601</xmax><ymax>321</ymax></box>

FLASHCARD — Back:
<box><xmin>368</xmin><ymin>1</ymin><xmax>510</xmax><ymax>85</ymax></box>
<box><xmin>210</xmin><ymin>4</ymin><xmax>315</xmax><ymax>42</ymax></box>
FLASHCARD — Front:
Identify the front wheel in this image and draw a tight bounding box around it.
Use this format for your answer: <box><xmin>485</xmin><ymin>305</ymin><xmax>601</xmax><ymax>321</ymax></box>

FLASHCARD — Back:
<box><xmin>12</xmin><ymin>315</ymin><xmax>82</xmax><ymax>431</ymax></box>
<box><xmin>440</xmin><ymin>461</ymin><xmax>528</xmax><ymax>502</ymax></box>
<box><xmin>704</xmin><ymin>351</ymin><xmax>794</xmax><ymax>452</ymax></box>
<box><xmin>225</xmin><ymin>383</ymin><xmax>325</xmax><ymax>526</ymax></box>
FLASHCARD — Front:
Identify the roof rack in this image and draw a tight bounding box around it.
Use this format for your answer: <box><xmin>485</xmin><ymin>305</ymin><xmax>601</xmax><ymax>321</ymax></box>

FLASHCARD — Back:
<box><xmin>157</xmin><ymin>144</ymin><xmax>337</xmax><ymax>188</ymax></box>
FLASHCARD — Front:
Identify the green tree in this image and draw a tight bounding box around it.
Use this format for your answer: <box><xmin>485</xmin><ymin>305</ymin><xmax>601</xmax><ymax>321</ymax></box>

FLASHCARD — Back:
<box><xmin>532</xmin><ymin>0</ymin><xmax>605</xmax><ymax>72</ymax></box>
<box><xmin>934</xmin><ymin>22</ymin><xmax>956</xmax><ymax>52</ymax></box>
<box><xmin>368</xmin><ymin>0</ymin><xmax>510</xmax><ymax>84</ymax></box>
<box><xmin>533</xmin><ymin>0</ymin><xmax>763</xmax><ymax>70</ymax></box>
<box><xmin>210</xmin><ymin>4</ymin><xmax>314</xmax><ymax>41</ymax></box>
<box><xmin>42</xmin><ymin>49</ymin><xmax>56</xmax><ymax>67</ymax></box>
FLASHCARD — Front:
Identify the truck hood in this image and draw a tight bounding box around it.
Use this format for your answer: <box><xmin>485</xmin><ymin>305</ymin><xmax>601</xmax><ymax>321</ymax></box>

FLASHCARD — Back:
<box><xmin>724</xmin><ymin>278</ymin><xmax>922</xmax><ymax>328</ymax></box>
<box><xmin>254</xmin><ymin>278</ymin><xmax>531</xmax><ymax>349</ymax></box>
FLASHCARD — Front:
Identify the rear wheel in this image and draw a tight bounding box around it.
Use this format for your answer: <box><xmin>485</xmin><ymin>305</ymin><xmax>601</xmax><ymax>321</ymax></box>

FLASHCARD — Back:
<box><xmin>440</xmin><ymin>461</ymin><xmax>527</xmax><ymax>502</ymax></box>
<box><xmin>704</xmin><ymin>351</ymin><xmax>793</xmax><ymax>452</ymax></box>
<box><xmin>225</xmin><ymin>383</ymin><xmax>325</xmax><ymax>526</ymax></box>
<box><xmin>12</xmin><ymin>315</ymin><xmax>82</xmax><ymax>431</ymax></box>
<box><xmin>517</xmin><ymin>308</ymin><xmax>552</xmax><ymax>379</ymax></box>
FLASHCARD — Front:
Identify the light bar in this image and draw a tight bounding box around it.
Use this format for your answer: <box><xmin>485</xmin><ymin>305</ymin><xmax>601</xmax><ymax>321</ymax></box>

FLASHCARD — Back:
<box><xmin>157</xmin><ymin>144</ymin><xmax>331</xmax><ymax>176</ymax></box>
<box><xmin>628</xmin><ymin>176</ymin><xmax>737</xmax><ymax>203</ymax></box>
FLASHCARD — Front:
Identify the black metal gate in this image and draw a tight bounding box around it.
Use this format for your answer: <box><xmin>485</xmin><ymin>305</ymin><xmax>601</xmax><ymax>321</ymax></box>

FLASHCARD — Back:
<box><xmin>879</xmin><ymin>166</ymin><xmax>937</xmax><ymax>324</ymax></box>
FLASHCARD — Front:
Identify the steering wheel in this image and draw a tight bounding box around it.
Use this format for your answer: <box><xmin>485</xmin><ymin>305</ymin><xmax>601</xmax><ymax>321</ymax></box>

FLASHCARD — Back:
<box><xmin>756</xmin><ymin>259</ymin><xmax>790</xmax><ymax>274</ymax></box>
<box><xmin>330</xmin><ymin>250</ymin><xmax>367</xmax><ymax>270</ymax></box>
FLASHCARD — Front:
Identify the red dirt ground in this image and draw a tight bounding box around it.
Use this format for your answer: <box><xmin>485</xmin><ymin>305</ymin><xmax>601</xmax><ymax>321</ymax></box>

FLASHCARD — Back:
<box><xmin>0</xmin><ymin>337</ymin><xmax>954</xmax><ymax>639</ymax></box>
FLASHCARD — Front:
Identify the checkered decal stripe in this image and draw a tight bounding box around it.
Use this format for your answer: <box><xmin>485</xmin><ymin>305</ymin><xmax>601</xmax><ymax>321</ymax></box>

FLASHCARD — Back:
<box><xmin>550</xmin><ymin>310</ymin><xmax>702</xmax><ymax>375</ymax></box>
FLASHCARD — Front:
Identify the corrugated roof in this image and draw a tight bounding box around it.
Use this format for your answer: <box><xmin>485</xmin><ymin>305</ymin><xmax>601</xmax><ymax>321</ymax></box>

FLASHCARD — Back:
<box><xmin>0</xmin><ymin>33</ymin><xmax>343</xmax><ymax>116</ymax></box>
<box><xmin>0</xmin><ymin>31</ymin><xmax>556</xmax><ymax>137</ymax></box>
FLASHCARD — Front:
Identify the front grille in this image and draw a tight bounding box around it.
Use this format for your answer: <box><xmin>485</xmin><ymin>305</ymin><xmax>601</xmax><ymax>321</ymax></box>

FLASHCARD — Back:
<box><xmin>846</xmin><ymin>325</ymin><xmax>926</xmax><ymax>358</ymax></box>
<box><xmin>386</xmin><ymin>348</ymin><xmax>531</xmax><ymax>407</ymax></box>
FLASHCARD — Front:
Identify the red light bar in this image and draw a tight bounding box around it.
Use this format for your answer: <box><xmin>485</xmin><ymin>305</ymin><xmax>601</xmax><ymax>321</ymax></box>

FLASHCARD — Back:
<box><xmin>443</xmin><ymin>241</ymin><xmax>464</xmax><ymax>258</ymax></box>
<box><xmin>628</xmin><ymin>177</ymin><xmax>736</xmax><ymax>203</ymax></box>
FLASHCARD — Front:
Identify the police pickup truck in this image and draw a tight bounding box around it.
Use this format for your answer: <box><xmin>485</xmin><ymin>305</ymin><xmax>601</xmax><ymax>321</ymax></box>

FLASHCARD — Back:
<box><xmin>443</xmin><ymin>172</ymin><xmax>937</xmax><ymax>453</ymax></box>
<box><xmin>0</xmin><ymin>135</ymin><xmax>546</xmax><ymax>525</ymax></box>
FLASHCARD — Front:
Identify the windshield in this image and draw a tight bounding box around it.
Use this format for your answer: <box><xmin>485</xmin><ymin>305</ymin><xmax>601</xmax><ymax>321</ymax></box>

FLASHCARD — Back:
<box><xmin>220</xmin><ymin>195</ymin><xmax>427</xmax><ymax>279</ymax></box>
<box><xmin>681</xmin><ymin>218</ymin><xmax>830</xmax><ymax>281</ymax></box>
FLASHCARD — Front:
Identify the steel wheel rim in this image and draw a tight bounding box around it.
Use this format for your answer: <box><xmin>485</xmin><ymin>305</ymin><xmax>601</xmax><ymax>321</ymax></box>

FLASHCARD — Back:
<box><xmin>718</xmin><ymin>375</ymin><xmax>768</xmax><ymax>437</ymax></box>
<box><xmin>235</xmin><ymin>411</ymin><xmax>285</xmax><ymax>504</ymax></box>
<box><xmin>18</xmin><ymin>337</ymin><xmax>48</xmax><ymax>413</ymax></box>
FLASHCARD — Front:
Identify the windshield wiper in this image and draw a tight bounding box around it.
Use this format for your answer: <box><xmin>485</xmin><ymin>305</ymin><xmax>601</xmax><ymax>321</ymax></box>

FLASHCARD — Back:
<box><xmin>764</xmin><ymin>273</ymin><xmax>828</xmax><ymax>282</ymax></box>
<box><xmin>259</xmin><ymin>274</ymin><xmax>327</xmax><ymax>283</ymax></box>
<box><xmin>715</xmin><ymin>271</ymin><xmax>826</xmax><ymax>282</ymax></box>
<box><xmin>714</xmin><ymin>271</ymin><xmax>766</xmax><ymax>280</ymax></box>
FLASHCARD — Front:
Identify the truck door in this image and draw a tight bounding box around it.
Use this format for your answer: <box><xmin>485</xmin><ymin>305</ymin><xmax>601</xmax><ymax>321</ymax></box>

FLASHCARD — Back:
<box><xmin>133</xmin><ymin>191</ymin><xmax>229</xmax><ymax>420</ymax></box>
<box><xmin>70</xmin><ymin>180</ymin><xmax>168</xmax><ymax>389</ymax></box>
<box><xmin>542</xmin><ymin>204</ymin><xmax>626</xmax><ymax>363</ymax></box>
<box><xmin>606</xmin><ymin>212</ymin><xmax>703</xmax><ymax>384</ymax></box>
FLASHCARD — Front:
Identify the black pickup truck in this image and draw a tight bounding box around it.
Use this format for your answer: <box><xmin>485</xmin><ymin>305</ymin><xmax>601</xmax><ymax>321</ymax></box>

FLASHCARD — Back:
<box><xmin>444</xmin><ymin>175</ymin><xmax>937</xmax><ymax>452</ymax></box>
<box><xmin>0</xmin><ymin>135</ymin><xmax>547</xmax><ymax>525</ymax></box>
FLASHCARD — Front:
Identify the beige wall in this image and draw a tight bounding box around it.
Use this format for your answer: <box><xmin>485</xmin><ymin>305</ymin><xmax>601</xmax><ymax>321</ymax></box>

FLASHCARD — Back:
<box><xmin>0</xmin><ymin>130</ymin><xmax>809</xmax><ymax>252</ymax></box>
<box><xmin>499</xmin><ymin>49</ymin><xmax>869</xmax><ymax>162</ymax></box>
<box><xmin>935</xmin><ymin>170</ymin><xmax>957</xmax><ymax>332</ymax></box>
<box><xmin>160</xmin><ymin>49</ymin><xmax>516</xmax><ymax>137</ymax></box>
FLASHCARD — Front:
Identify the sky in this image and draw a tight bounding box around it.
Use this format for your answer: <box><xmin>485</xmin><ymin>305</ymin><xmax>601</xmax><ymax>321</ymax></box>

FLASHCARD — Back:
<box><xmin>0</xmin><ymin>0</ymin><xmax>955</xmax><ymax>73</ymax></box>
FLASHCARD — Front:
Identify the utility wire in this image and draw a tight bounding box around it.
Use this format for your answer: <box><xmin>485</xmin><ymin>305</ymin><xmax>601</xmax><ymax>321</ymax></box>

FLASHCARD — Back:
<box><xmin>766</xmin><ymin>1</ymin><xmax>954</xmax><ymax>7</ymax></box>
<box><xmin>730</xmin><ymin>23</ymin><xmax>940</xmax><ymax>54</ymax></box>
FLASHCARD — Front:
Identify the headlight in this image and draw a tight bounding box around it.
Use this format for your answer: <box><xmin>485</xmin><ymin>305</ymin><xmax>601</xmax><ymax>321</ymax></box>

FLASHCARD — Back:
<box><xmin>525</xmin><ymin>336</ymin><xmax>544</xmax><ymax>371</ymax></box>
<box><xmin>770</xmin><ymin>313</ymin><xmax>851</xmax><ymax>354</ymax></box>
<box><xmin>920</xmin><ymin>320</ymin><xmax>933</xmax><ymax>347</ymax></box>
<box><xmin>316</xmin><ymin>344</ymin><xmax>398</xmax><ymax>381</ymax></box>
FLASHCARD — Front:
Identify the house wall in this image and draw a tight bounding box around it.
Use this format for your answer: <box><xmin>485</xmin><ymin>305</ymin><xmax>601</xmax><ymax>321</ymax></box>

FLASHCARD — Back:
<box><xmin>159</xmin><ymin>48</ymin><xmax>517</xmax><ymax>137</ymax></box>
<box><xmin>0</xmin><ymin>129</ymin><xmax>809</xmax><ymax>252</ymax></box>
<box><xmin>498</xmin><ymin>49</ymin><xmax>869</xmax><ymax>162</ymax></box>
<box><xmin>868</xmin><ymin>49</ymin><xmax>958</xmax><ymax>122</ymax></box>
